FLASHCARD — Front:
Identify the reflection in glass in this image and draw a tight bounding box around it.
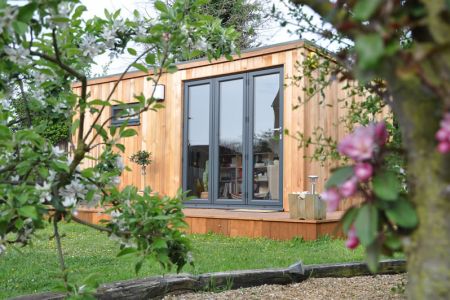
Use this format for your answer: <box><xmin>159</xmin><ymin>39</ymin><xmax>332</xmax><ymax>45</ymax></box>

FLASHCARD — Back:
<box><xmin>187</xmin><ymin>84</ymin><xmax>210</xmax><ymax>198</ymax></box>
<box><xmin>252</xmin><ymin>74</ymin><xmax>280</xmax><ymax>200</ymax></box>
<box><xmin>218</xmin><ymin>79</ymin><xmax>243</xmax><ymax>199</ymax></box>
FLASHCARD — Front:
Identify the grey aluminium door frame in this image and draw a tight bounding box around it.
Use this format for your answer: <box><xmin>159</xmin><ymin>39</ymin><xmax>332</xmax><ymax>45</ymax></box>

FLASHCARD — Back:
<box><xmin>182</xmin><ymin>79</ymin><xmax>214</xmax><ymax>205</ymax></box>
<box><xmin>247</xmin><ymin>67</ymin><xmax>284</xmax><ymax>207</ymax></box>
<box><xmin>213</xmin><ymin>73</ymin><xmax>247</xmax><ymax>206</ymax></box>
<box><xmin>182</xmin><ymin>66</ymin><xmax>284</xmax><ymax>208</ymax></box>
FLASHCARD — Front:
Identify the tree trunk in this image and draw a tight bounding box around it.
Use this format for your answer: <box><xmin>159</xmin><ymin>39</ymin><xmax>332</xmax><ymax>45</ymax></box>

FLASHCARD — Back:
<box><xmin>387</xmin><ymin>75</ymin><xmax>450</xmax><ymax>299</ymax></box>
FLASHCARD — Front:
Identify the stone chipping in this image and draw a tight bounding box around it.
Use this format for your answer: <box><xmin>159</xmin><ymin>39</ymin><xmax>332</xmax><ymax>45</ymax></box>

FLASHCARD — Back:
<box><xmin>164</xmin><ymin>274</ymin><xmax>407</xmax><ymax>300</ymax></box>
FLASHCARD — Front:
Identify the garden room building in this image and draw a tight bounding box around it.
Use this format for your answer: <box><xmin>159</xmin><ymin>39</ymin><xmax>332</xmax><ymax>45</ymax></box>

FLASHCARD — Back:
<box><xmin>73</xmin><ymin>40</ymin><xmax>364</xmax><ymax>240</ymax></box>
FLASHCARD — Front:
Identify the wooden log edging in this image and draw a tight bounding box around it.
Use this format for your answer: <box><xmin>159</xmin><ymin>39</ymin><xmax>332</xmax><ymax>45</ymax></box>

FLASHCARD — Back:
<box><xmin>13</xmin><ymin>259</ymin><xmax>406</xmax><ymax>300</ymax></box>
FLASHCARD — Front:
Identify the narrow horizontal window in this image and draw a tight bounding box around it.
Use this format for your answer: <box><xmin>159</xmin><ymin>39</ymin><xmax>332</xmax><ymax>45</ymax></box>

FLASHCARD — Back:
<box><xmin>111</xmin><ymin>103</ymin><xmax>140</xmax><ymax>126</ymax></box>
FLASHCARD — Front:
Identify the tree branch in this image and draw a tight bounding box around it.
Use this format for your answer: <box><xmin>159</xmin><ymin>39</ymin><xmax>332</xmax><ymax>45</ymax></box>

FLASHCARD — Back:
<box><xmin>82</xmin><ymin>47</ymin><xmax>155</xmax><ymax>143</ymax></box>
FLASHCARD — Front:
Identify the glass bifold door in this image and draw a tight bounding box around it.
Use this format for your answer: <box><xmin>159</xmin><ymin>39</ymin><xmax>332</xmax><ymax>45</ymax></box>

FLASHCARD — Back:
<box><xmin>183</xmin><ymin>67</ymin><xmax>283</xmax><ymax>208</ymax></box>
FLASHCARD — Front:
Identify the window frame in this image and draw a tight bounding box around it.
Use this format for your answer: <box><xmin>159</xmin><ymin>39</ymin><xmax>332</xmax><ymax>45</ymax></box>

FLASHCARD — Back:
<box><xmin>111</xmin><ymin>103</ymin><xmax>141</xmax><ymax>127</ymax></box>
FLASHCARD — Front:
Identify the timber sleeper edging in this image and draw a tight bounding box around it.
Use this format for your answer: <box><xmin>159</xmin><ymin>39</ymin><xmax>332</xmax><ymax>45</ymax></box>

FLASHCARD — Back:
<box><xmin>12</xmin><ymin>259</ymin><xmax>406</xmax><ymax>300</ymax></box>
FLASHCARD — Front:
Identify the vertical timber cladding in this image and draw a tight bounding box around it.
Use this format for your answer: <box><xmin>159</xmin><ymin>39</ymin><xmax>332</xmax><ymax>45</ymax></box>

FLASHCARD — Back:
<box><xmin>74</xmin><ymin>40</ymin><xmax>361</xmax><ymax>211</ymax></box>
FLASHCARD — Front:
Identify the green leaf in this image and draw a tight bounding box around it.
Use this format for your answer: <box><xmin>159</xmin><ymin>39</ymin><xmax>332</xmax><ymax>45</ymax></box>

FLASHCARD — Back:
<box><xmin>18</xmin><ymin>206</ymin><xmax>38</xmax><ymax>220</ymax></box>
<box><xmin>353</xmin><ymin>0</ymin><xmax>382</xmax><ymax>21</ymax></box>
<box><xmin>341</xmin><ymin>207</ymin><xmax>358</xmax><ymax>233</ymax></box>
<box><xmin>355</xmin><ymin>34</ymin><xmax>384</xmax><ymax>70</ymax></box>
<box><xmin>73</xmin><ymin>5</ymin><xmax>87</xmax><ymax>19</ymax></box>
<box><xmin>384</xmin><ymin>232</ymin><xmax>402</xmax><ymax>250</ymax></box>
<box><xmin>154</xmin><ymin>0</ymin><xmax>168</xmax><ymax>13</ymax></box>
<box><xmin>386</xmin><ymin>198</ymin><xmax>418</xmax><ymax>228</ymax></box>
<box><xmin>93</xmin><ymin>124</ymin><xmax>108</xmax><ymax>141</ymax></box>
<box><xmin>71</xmin><ymin>119</ymin><xmax>80</xmax><ymax>135</ymax></box>
<box><xmin>372</xmin><ymin>171</ymin><xmax>401</xmax><ymax>201</ymax></box>
<box><xmin>0</xmin><ymin>125</ymin><xmax>12</xmax><ymax>140</ymax></box>
<box><xmin>50</xmin><ymin>17</ymin><xmax>70</xmax><ymax>23</ymax></box>
<box><xmin>120</xmin><ymin>128</ymin><xmax>137</xmax><ymax>138</ymax></box>
<box><xmin>115</xmin><ymin>143</ymin><xmax>126</xmax><ymax>152</ymax></box>
<box><xmin>135</xmin><ymin>260</ymin><xmax>143</xmax><ymax>274</ymax></box>
<box><xmin>366</xmin><ymin>239</ymin><xmax>380</xmax><ymax>273</ymax></box>
<box><xmin>51</xmin><ymin>161</ymin><xmax>70</xmax><ymax>174</ymax></box>
<box><xmin>88</xmin><ymin>99</ymin><xmax>110</xmax><ymax>106</ymax></box>
<box><xmin>117</xmin><ymin>247</ymin><xmax>137</xmax><ymax>257</ymax></box>
<box><xmin>325</xmin><ymin>166</ymin><xmax>354</xmax><ymax>189</ymax></box>
<box><xmin>166</xmin><ymin>64</ymin><xmax>178</xmax><ymax>74</ymax></box>
<box><xmin>145</xmin><ymin>53</ymin><xmax>155</xmax><ymax>65</ymax></box>
<box><xmin>132</xmin><ymin>63</ymin><xmax>148</xmax><ymax>73</ymax></box>
<box><xmin>127</xmin><ymin>48</ymin><xmax>137</xmax><ymax>56</ymax></box>
<box><xmin>17</xmin><ymin>2</ymin><xmax>37</xmax><ymax>23</ymax></box>
<box><xmin>12</xmin><ymin>20</ymin><xmax>28</xmax><ymax>35</ymax></box>
<box><xmin>152</xmin><ymin>238</ymin><xmax>167</xmax><ymax>249</ymax></box>
<box><xmin>355</xmin><ymin>204</ymin><xmax>378</xmax><ymax>247</ymax></box>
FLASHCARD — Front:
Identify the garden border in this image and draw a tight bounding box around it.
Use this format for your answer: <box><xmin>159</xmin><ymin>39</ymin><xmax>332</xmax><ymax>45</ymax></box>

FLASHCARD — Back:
<box><xmin>14</xmin><ymin>259</ymin><xmax>406</xmax><ymax>300</ymax></box>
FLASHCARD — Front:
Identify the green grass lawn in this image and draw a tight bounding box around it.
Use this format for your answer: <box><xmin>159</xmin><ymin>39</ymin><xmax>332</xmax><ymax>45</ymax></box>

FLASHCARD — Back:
<box><xmin>0</xmin><ymin>222</ymin><xmax>366</xmax><ymax>299</ymax></box>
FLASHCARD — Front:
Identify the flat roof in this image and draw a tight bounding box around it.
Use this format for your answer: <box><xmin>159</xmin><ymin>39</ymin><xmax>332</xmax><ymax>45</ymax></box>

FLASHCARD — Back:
<box><xmin>73</xmin><ymin>39</ymin><xmax>310</xmax><ymax>87</ymax></box>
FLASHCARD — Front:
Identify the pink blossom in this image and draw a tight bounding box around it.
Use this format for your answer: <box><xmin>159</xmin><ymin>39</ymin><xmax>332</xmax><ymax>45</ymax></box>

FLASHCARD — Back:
<box><xmin>320</xmin><ymin>188</ymin><xmax>341</xmax><ymax>212</ymax></box>
<box><xmin>435</xmin><ymin>128</ymin><xmax>449</xmax><ymax>142</ymax></box>
<box><xmin>436</xmin><ymin>112</ymin><xmax>450</xmax><ymax>154</ymax></box>
<box><xmin>354</xmin><ymin>162</ymin><xmax>373</xmax><ymax>181</ymax></box>
<box><xmin>345</xmin><ymin>226</ymin><xmax>360</xmax><ymax>250</ymax></box>
<box><xmin>375</xmin><ymin>122</ymin><xmax>389</xmax><ymax>146</ymax></box>
<box><xmin>438</xmin><ymin>141</ymin><xmax>450</xmax><ymax>154</ymax></box>
<box><xmin>339</xmin><ymin>177</ymin><xmax>358</xmax><ymax>197</ymax></box>
<box><xmin>338</xmin><ymin>122</ymin><xmax>389</xmax><ymax>161</ymax></box>
<box><xmin>338</xmin><ymin>127</ymin><xmax>376</xmax><ymax>161</ymax></box>
<box><xmin>441</xmin><ymin>113</ymin><xmax>450</xmax><ymax>131</ymax></box>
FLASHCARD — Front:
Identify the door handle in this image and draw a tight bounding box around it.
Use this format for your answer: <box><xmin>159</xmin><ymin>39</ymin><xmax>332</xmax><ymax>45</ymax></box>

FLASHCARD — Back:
<box><xmin>270</xmin><ymin>127</ymin><xmax>282</xmax><ymax>132</ymax></box>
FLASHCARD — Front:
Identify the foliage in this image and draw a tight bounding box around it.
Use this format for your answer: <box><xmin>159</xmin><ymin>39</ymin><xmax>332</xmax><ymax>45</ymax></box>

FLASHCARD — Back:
<box><xmin>105</xmin><ymin>187</ymin><xmax>192</xmax><ymax>274</ymax></box>
<box><xmin>199</xmin><ymin>0</ymin><xmax>267</xmax><ymax>49</ymax></box>
<box><xmin>202</xmin><ymin>160</ymin><xmax>209</xmax><ymax>190</ymax></box>
<box><xmin>130</xmin><ymin>150</ymin><xmax>152</xmax><ymax>176</ymax></box>
<box><xmin>281</xmin><ymin>1</ymin><xmax>449</xmax><ymax>297</ymax></box>
<box><xmin>0</xmin><ymin>222</ymin><xmax>382</xmax><ymax>299</ymax></box>
<box><xmin>321</xmin><ymin>122</ymin><xmax>416</xmax><ymax>272</ymax></box>
<box><xmin>0</xmin><ymin>0</ymin><xmax>238</xmax><ymax>296</ymax></box>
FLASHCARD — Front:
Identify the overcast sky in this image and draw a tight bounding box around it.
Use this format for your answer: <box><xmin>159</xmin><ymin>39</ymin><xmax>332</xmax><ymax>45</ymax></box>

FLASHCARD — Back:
<box><xmin>79</xmin><ymin>0</ymin><xmax>300</xmax><ymax>75</ymax></box>
<box><xmin>10</xmin><ymin>0</ymin><xmax>309</xmax><ymax>75</ymax></box>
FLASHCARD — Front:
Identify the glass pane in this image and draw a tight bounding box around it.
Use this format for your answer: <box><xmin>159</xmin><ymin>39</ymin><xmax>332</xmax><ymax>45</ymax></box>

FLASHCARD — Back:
<box><xmin>218</xmin><ymin>79</ymin><xmax>244</xmax><ymax>199</ymax></box>
<box><xmin>187</xmin><ymin>84</ymin><xmax>210</xmax><ymax>198</ymax></box>
<box><xmin>252</xmin><ymin>74</ymin><xmax>280</xmax><ymax>200</ymax></box>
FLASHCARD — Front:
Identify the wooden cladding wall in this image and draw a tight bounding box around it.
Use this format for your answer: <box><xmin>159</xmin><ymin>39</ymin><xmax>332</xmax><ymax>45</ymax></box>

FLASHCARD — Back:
<box><xmin>73</xmin><ymin>41</ymin><xmax>367</xmax><ymax>211</ymax></box>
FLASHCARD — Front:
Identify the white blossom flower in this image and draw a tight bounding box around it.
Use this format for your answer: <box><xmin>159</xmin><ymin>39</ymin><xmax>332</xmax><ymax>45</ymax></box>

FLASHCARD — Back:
<box><xmin>0</xmin><ymin>6</ymin><xmax>18</xmax><ymax>34</ymax></box>
<box><xmin>47</xmin><ymin>2</ymin><xmax>71</xmax><ymax>29</ymax></box>
<box><xmin>56</xmin><ymin>2</ymin><xmax>71</xmax><ymax>18</ymax></box>
<box><xmin>52</xmin><ymin>101</ymin><xmax>68</xmax><ymax>114</ymax></box>
<box><xmin>35</xmin><ymin>181</ymin><xmax>52</xmax><ymax>203</ymax></box>
<box><xmin>135</xmin><ymin>26</ymin><xmax>147</xmax><ymax>39</ymax></box>
<box><xmin>110</xmin><ymin>210</ymin><xmax>122</xmax><ymax>219</ymax></box>
<box><xmin>30</xmin><ymin>88</ymin><xmax>46</xmax><ymax>105</ymax></box>
<box><xmin>52</xmin><ymin>146</ymin><xmax>65</xmax><ymax>157</ymax></box>
<box><xmin>58</xmin><ymin>178</ymin><xmax>86</xmax><ymax>207</ymax></box>
<box><xmin>195</xmin><ymin>37</ymin><xmax>208</xmax><ymax>52</ymax></box>
<box><xmin>10</xmin><ymin>175</ymin><xmax>20</xmax><ymax>183</ymax></box>
<box><xmin>4</xmin><ymin>46</ymin><xmax>30</xmax><ymax>66</ymax></box>
<box><xmin>111</xmin><ymin>176</ymin><xmax>121</xmax><ymax>185</ymax></box>
<box><xmin>102</xmin><ymin>28</ymin><xmax>118</xmax><ymax>48</ymax></box>
<box><xmin>79</xmin><ymin>35</ymin><xmax>104</xmax><ymax>57</ymax></box>
<box><xmin>31</xmin><ymin>71</ymin><xmax>51</xmax><ymax>86</ymax></box>
<box><xmin>49</xmin><ymin>170</ymin><xmax>57</xmax><ymax>182</ymax></box>
<box><xmin>1</xmin><ymin>98</ymin><xmax>11</xmax><ymax>110</ymax></box>
<box><xmin>112</xmin><ymin>19</ymin><xmax>127</xmax><ymax>33</ymax></box>
<box><xmin>115</xmin><ymin>156</ymin><xmax>125</xmax><ymax>172</ymax></box>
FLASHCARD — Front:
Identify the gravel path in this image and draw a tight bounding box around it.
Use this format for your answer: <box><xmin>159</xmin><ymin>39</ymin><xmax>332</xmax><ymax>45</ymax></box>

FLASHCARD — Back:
<box><xmin>164</xmin><ymin>274</ymin><xmax>407</xmax><ymax>300</ymax></box>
